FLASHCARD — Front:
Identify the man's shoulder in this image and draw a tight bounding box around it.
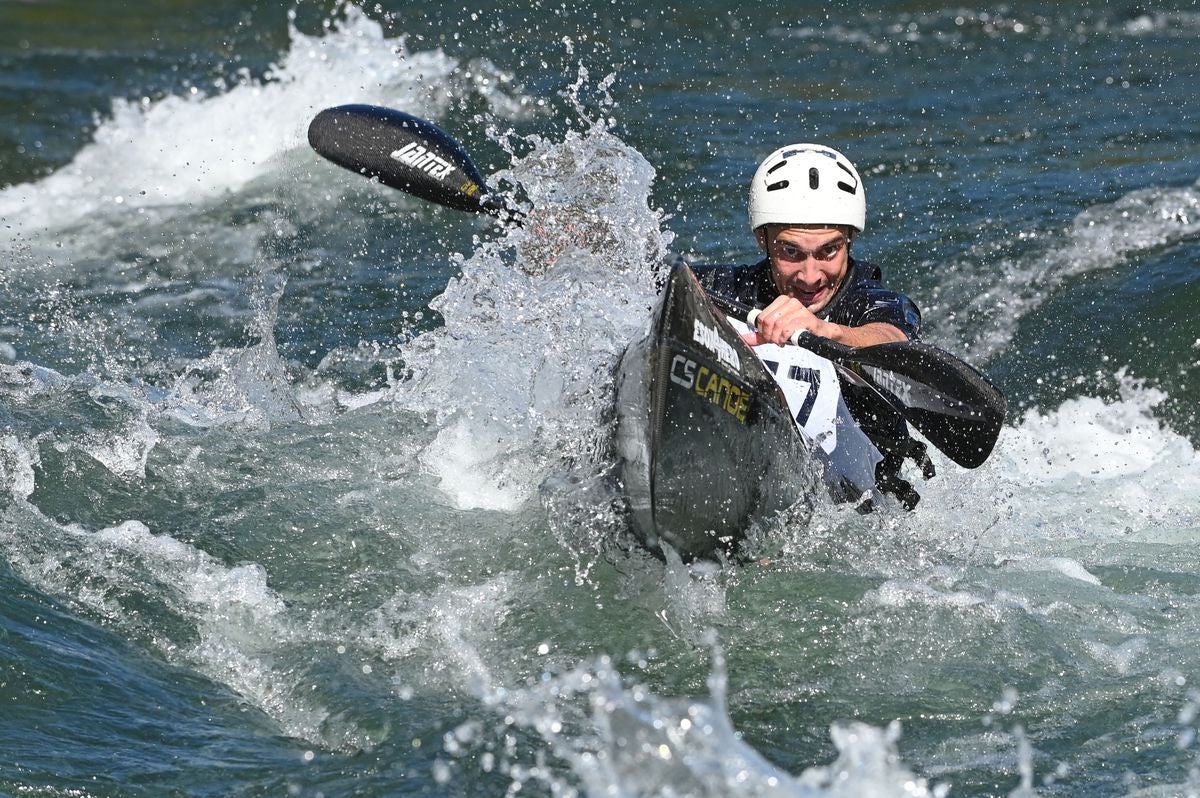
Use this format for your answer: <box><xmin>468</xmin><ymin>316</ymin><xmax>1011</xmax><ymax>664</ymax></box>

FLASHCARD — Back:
<box><xmin>687</xmin><ymin>258</ymin><xmax>774</xmax><ymax>306</ymax></box>
<box><xmin>844</xmin><ymin>257</ymin><xmax>885</xmax><ymax>286</ymax></box>
<box><xmin>830</xmin><ymin>257</ymin><xmax>922</xmax><ymax>338</ymax></box>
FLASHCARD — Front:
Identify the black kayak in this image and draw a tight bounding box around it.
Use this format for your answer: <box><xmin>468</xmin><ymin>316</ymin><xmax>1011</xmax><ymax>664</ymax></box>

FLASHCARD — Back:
<box><xmin>614</xmin><ymin>263</ymin><xmax>827</xmax><ymax>560</ymax></box>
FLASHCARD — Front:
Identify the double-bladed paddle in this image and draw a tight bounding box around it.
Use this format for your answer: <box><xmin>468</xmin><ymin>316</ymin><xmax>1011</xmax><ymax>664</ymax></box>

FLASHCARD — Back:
<box><xmin>306</xmin><ymin>104</ymin><xmax>1007</xmax><ymax>468</ymax></box>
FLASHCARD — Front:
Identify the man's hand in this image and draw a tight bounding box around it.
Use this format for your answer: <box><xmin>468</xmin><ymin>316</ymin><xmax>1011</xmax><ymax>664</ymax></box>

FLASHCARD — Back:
<box><xmin>516</xmin><ymin>205</ymin><xmax>618</xmax><ymax>275</ymax></box>
<box><xmin>740</xmin><ymin>295</ymin><xmax>909</xmax><ymax>348</ymax></box>
<box><xmin>740</xmin><ymin>296</ymin><xmax>831</xmax><ymax>346</ymax></box>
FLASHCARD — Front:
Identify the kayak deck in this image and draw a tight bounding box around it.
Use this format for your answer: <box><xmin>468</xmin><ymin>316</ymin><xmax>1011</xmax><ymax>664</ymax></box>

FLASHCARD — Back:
<box><xmin>614</xmin><ymin>264</ymin><xmax>820</xmax><ymax>560</ymax></box>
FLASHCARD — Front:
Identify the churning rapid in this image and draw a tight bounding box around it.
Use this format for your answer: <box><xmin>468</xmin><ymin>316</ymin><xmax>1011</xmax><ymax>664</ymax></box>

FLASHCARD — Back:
<box><xmin>2</xmin><ymin>3</ymin><xmax>1200</xmax><ymax>796</ymax></box>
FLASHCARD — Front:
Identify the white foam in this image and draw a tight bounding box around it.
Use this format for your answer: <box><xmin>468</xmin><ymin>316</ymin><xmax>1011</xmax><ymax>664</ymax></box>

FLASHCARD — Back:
<box><xmin>363</xmin><ymin>575</ymin><xmax>514</xmax><ymax>694</ymax></box>
<box><xmin>471</xmin><ymin>647</ymin><xmax>949</xmax><ymax>797</ymax></box>
<box><xmin>920</xmin><ymin>373</ymin><xmax>1200</xmax><ymax>556</ymax></box>
<box><xmin>421</xmin><ymin>416</ymin><xmax>531</xmax><ymax>511</ymax></box>
<box><xmin>162</xmin><ymin>333</ymin><xmax>303</xmax><ymax>430</ymax></box>
<box><xmin>658</xmin><ymin>549</ymin><xmax>729</xmax><ymax>645</ymax></box>
<box><xmin>1083</xmin><ymin>636</ymin><xmax>1149</xmax><ymax>675</ymax></box>
<box><xmin>1017</xmin><ymin>557</ymin><xmax>1103</xmax><ymax>586</ymax></box>
<box><xmin>0</xmin><ymin>362</ymin><xmax>72</xmax><ymax>401</ymax></box>
<box><xmin>0</xmin><ymin>4</ymin><xmax>528</xmax><ymax>246</ymax></box>
<box><xmin>867</xmin><ymin>579</ymin><xmax>990</xmax><ymax>610</ymax></box>
<box><xmin>390</xmin><ymin>117</ymin><xmax>669</xmax><ymax>513</ymax></box>
<box><xmin>999</xmin><ymin>388</ymin><xmax>1185</xmax><ymax>483</ymax></box>
<box><xmin>78</xmin><ymin>409</ymin><xmax>160</xmax><ymax>481</ymax></box>
<box><xmin>79</xmin><ymin>520</ymin><xmax>354</xmax><ymax>743</ymax></box>
<box><xmin>934</xmin><ymin>179</ymin><xmax>1200</xmax><ymax>362</ymax></box>
<box><xmin>0</xmin><ymin>433</ymin><xmax>40</xmax><ymax>501</ymax></box>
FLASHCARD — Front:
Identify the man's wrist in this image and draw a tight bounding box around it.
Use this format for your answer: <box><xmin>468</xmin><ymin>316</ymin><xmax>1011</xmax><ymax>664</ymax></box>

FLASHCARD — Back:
<box><xmin>811</xmin><ymin>318</ymin><xmax>839</xmax><ymax>341</ymax></box>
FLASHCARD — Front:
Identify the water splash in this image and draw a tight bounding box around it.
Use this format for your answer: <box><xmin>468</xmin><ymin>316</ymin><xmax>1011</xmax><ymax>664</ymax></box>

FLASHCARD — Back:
<box><xmin>385</xmin><ymin>111</ymin><xmax>670</xmax><ymax>513</ymax></box>
<box><xmin>0</xmin><ymin>3</ymin><xmax>533</xmax><ymax>385</ymax></box>
<box><xmin>443</xmin><ymin>643</ymin><xmax>950</xmax><ymax>797</ymax></box>
<box><xmin>161</xmin><ymin>273</ymin><xmax>306</xmax><ymax>430</ymax></box>
<box><xmin>931</xmin><ymin>179</ymin><xmax>1200</xmax><ymax>363</ymax></box>
<box><xmin>919</xmin><ymin>370</ymin><xmax>1200</xmax><ymax>559</ymax></box>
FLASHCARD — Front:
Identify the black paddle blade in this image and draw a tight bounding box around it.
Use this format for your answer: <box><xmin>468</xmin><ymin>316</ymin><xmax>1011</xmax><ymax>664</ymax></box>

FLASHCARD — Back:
<box><xmin>308</xmin><ymin>104</ymin><xmax>514</xmax><ymax>219</ymax></box>
<box><xmin>842</xmin><ymin>342</ymin><xmax>1006</xmax><ymax>468</ymax></box>
<box><xmin>703</xmin><ymin>287</ymin><xmax>1006</xmax><ymax>469</ymax></box>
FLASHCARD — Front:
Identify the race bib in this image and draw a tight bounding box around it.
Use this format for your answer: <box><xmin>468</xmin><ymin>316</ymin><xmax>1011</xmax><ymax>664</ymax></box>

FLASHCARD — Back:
<box><xmin>725</xmin><ymin>317</ymin><xmax>840</xmax><ymax>453</ymax></box>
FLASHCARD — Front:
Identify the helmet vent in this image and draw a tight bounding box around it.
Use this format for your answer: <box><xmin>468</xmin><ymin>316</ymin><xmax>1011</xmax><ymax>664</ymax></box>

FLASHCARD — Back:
<box><xmin>809</xmin><ymin>168</ymin><xmax>820</xmax><ymax>189</ymax></box>
<box><xmin>836</xmin><ymin>161</ymin><xmax>859</xmax><ymax>194</ymax></box>
<box><xmin>766</xmin><ymin>180</ymin><xmax>790</xmax><ymax>192</ymax></box>
<box><xmin>766</xmin><ymin>160</ymin><xmax>788</xmax><ymax>175</ymax></box>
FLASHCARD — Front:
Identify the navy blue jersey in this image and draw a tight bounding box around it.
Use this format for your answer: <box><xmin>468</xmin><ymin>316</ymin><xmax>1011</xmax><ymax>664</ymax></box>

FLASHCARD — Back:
<box><xmin>691</xmin><ymin>256</ymin><xmax>922</xmax><ymax>340</ymax></box>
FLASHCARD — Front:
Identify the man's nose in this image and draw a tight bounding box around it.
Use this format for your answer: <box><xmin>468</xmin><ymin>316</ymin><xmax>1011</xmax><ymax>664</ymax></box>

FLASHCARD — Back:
<box><xmin>792</xmin><ymin>259</ymin><xmax>822</xmax><ymax>281</ymax></box>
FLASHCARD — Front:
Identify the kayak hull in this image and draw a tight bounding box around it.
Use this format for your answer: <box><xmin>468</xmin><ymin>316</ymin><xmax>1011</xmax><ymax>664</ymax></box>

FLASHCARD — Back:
<box><xmin>615</xmin><ymin>264</ymin><xmax>819</xmax><ymax>560</ymax></box>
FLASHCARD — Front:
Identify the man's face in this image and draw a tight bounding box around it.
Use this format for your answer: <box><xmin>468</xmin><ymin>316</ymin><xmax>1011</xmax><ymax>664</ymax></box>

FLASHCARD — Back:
<box><xmin>759</xmin><ymin>225</ymin><xmax>851</xmax><ymax>314</ymax></box>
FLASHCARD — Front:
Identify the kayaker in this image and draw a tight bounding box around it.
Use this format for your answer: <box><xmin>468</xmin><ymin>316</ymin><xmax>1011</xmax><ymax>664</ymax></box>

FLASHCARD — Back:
<box><xmin>694</xmin><ymin>143</ymin><xmax>933</xmax><ymax>508</ymax></box>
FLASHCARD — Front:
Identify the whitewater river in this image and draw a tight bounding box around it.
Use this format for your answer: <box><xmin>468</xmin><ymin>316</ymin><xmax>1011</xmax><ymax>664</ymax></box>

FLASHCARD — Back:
<box><xmin>2</xmin><ymin>2</ymin><xmax>1199</xmax><ymax>795</ymax></box>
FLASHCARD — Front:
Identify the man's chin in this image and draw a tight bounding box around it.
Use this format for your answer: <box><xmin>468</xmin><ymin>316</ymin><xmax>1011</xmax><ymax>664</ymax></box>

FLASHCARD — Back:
<box><xmin>791</xmin><ymin>289</ymin><xmax>828</xmax><ymax>311</ymax></box>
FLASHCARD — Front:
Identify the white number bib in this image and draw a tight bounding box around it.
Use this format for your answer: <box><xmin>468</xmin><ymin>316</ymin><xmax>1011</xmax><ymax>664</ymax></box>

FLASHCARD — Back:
<box><xmin>725</xmin><ymin>318</ymin><xmax>839</xmax><ymax>452</ymax></box>
<box><xmin>726</xmin><ymin>316</ymin><xmax>881</xmax><ymax>493</ymax></box>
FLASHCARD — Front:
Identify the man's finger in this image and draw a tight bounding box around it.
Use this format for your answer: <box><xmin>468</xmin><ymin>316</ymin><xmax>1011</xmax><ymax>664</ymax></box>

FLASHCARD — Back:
<box><xmin>740</xmin><ymin>331</ymin><xmax>763</xmax><ymax>346</ymax></box>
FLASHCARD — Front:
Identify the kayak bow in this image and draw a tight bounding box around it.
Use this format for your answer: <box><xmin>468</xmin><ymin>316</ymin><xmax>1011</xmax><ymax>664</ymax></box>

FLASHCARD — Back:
<box><xmin>616</xmin><ymin>263</ymin><xmax>831</xmax><ymax>558</ymax></box>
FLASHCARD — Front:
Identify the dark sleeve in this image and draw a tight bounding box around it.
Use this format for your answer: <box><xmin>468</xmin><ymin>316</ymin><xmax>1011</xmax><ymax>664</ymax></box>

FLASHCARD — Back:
<box><xmin>689</xmin><ymin>259</ymin><xmax>776</xmax><ymax>308</ymax></box>
<box><xmin>844</xmin><ymin>288</ymin><xmax>923</xmax><ymax>340</ymax></box>
<box><xmin>823</xmin><ymin>260</ymin><xmax>922</xmax><ymax>341</ymax></box>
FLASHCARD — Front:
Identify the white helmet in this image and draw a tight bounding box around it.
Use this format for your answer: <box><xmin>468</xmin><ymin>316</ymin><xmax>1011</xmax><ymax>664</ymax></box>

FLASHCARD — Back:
<box><xmin>748</xmin><ymin>143</ymin><xmax>866</xmax><ymax>233</ymax></box>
